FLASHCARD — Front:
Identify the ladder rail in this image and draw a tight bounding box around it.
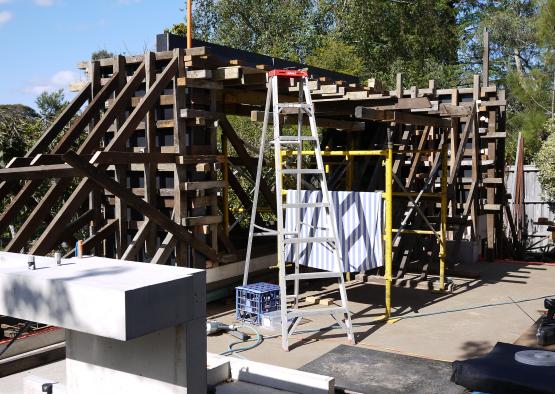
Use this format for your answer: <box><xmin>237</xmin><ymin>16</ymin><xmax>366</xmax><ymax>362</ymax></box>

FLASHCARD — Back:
<box><xmin>243</xmin><ymin>71</ymin><xmax>354</xmax><ymax>351</ymax></box>
<box><xmin>243</xmin><ymin>86</ymin><xmax>272</xmax><ymax>286</ymax></box>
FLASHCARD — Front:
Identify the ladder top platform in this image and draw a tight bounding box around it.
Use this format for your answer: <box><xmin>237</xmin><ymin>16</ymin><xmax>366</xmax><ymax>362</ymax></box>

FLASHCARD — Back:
<box><xmin>268</xmin><ymin>69</ymin><xmax>308</xmax><ymax>78</ymax></box>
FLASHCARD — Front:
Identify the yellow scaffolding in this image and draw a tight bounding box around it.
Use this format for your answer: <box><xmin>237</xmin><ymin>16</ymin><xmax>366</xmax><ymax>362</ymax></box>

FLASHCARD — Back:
<box><xmin>280</xmin><ymin>145</ymin><xmax>448</xmax><ymax>319</ymax></box>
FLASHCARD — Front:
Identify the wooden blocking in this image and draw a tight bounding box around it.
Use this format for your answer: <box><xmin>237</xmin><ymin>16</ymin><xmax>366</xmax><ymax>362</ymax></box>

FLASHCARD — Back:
<box><xmin>184</xmin><ymin>215</ymin><xmax>222</xmax><ymax>226</ymax></box>
<box><xmin>319</xmin><ymin>298</ymin><xmax>334</xmax><ymax>306</ymax></box>
<box><xmin>195</xmin><ymin>163</ymin><xmax>212</xmax><ymax>172</ymax></box>
<box><xmin>241</xmin><ymin>73</ymin><xmax>266</xmax><ymax>86</ymax></box>
<box><xmin>213</xmin><ymin>67</ymin><xmax>243</xmax><ymax>81</ymax></box>
<box><xmin>180</xmin><ymin>108</ymin><xmax>216</xmax><ymax>119</ymax></box>
<box><xmin>483</xmin><ymin>204</ymin><xmax>502</xmax><ymax>212</ymax></box>
<box><xmin>354</xmin><ymin>107</ymin><xmax>387</xmax><ymax>121</ymax></box>
<box><xmin>305</xmin><ymin>296</ymin><xmax>320</xmax><ymax>305</ymax></box>
<box><xmin>176</xmin><ymin>77</ymin><xmax>223</xmax><ymax>90</ymax></box>
<box><xmin>181</xmin><ymin>180</ymin><xmax>226</xmax><ymax>191</ymax></box>
<box><xmin>186</xmin><ymin>69</ymin><xmax>212</xmax><ymax>79</ymax></box>
<box><xmin>482</xmin><ymin>177</ymin><xmax>503</xmax><ymax>186</ymax></box>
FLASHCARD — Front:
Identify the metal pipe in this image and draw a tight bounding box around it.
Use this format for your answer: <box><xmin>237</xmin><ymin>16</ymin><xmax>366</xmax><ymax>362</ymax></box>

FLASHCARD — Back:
<box><xmin>186</xmin><ymin>0</ymin><xmax>193</xmax><ymax>49</ymax></box>
<box><xmin>385</xmin><ymin>129</ymin><xmax>393</xmax><ymax>319</ymax></box>
<box><xmin>282</xmin><ymin>149</ymin><xmax>388</xmax><ymax>157</ymax></box>
<box><xmin>390</xmin><ymin>229</ymin><xmax>436</xmax><ymax>235</ymax></box>
<box><xmin>439</xmin><ymin>145</ymin><xmax>448</xmax><ymax>291</ymax></box>
<box><xmin>222</xmin><ymin>135</ymin><xmax>229</xmax><ymax>236</ymax></box>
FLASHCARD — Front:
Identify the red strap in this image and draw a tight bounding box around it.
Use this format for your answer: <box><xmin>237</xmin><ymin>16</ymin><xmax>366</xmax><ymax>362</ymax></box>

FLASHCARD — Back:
<box><xmin>268</xmin><ymin>69</ymin><xmax>308</xmax><ymax>78</ymax></box>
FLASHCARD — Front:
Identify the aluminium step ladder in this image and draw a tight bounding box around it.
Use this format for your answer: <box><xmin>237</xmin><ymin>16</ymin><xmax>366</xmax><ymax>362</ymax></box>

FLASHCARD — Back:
<box><xmin>243</xmin><ymin>69</ymin><xmax>354</xmax><ymax>351</ymax></box>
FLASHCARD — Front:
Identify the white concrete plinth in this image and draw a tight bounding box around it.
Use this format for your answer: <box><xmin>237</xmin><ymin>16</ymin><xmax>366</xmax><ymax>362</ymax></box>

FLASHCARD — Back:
<box><xmin>66</xmin><ymin>321</ymin><xmax>206</xmax><ymax>394</ymax></box>
<box><xmin>0</xmin><ymin>252</ymin><xmax>206</xmax><ymax>393</ymax></box>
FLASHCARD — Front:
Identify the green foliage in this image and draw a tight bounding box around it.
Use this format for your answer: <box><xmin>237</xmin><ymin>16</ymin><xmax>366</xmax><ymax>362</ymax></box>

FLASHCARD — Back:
<box><xmin>35</xmin><ymin>89</ymin><xmax>68</xmax><ymax>121</ymax></box>
<box><xmin>537</xmin><ymin>0</ymin><xmax>555</xmax><ymax>50</ymax></box>
<box><xmin>0</xmin><ymin>105</ymin><xmax>42</xmax><ymax>167</ymax></box>
<box><xmin>305</xmin><ymin>35</ymin><xmax>365</xmax><ymax>77</ymax></box>
<box><xmin>333</xmin><ymin>0</ymin><xmax>461</xmax><ymax>86</ymax></box>
<box><xmin>536</xmin><ymin>120</ymin><xmax>555</xmax><ymax>200</ymax></box>
<box><xmin>91</xmin><ymin>49</ymin><xmax>115</xmax><ymax>61</ymax></box>
<box><xmin>194</xmin><ymin>0</ymin><xmax>332</xmax><ymax>62</ymax></box>
<box><xmin>505</xmin><ymin>69</ymin><xmax>553</xmax><ymax>162</ymax></box>
<box><xmin>191</xmin><ymin>0</ymin><xmax>463</xmax><ymax>87</ymax></box>
<box><xmin>164</xmin><ymin>22</ymin><xmax>187</xmax><ymax>36</ymax></box>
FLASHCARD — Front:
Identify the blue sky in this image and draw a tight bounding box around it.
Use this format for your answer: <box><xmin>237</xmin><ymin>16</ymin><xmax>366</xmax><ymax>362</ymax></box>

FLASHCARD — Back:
<box><xmin>0</xmin><ymin>0</ymin><xmax>186</xmax><ymax>108</ymax></box>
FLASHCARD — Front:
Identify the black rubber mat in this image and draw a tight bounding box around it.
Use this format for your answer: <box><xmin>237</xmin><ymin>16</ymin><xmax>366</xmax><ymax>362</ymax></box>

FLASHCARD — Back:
<box><xmin>299</xmin><ymin>344</ymin><xmax>464</xmax><ymax>394</ymax></box>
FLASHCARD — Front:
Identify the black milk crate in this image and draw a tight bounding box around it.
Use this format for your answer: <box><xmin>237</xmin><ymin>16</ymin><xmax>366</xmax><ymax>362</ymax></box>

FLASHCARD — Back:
<box><xmin>235</xmin><ymin>282</ymin><xmax>280</xmax><ymax>325</ymax></box>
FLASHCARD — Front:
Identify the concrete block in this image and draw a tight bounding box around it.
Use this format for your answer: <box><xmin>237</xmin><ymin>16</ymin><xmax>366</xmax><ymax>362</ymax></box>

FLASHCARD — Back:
<box><xmin>0</xmin><ymin>252</ymin><xmax>204</xmax><ymax>340</ymax></box>
<box><xmin>319</xmin><ymin>298</ymin><xmax>334</xmax><ymax>306</ymax></box>
<box><xmin>66</xmin><ymin>321</ymin><xmax>206</xmax><ymax>394</ymax></box>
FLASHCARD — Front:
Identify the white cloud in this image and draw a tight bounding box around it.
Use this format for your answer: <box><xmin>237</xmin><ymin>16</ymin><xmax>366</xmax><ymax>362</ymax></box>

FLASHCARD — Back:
<box><xmin>34</xmin><ymin>0</ymin><xmax>55</xmax><ymax>6</ymax></box>
<box><xmin>24</xmin><ymin>70</ymin><xmax>81</xmax><ymax>95</ymax></box>
<box><xmin>0</xmin><ymin>10</ymin><xmax>12</xmax><ymax>25</ymax></box>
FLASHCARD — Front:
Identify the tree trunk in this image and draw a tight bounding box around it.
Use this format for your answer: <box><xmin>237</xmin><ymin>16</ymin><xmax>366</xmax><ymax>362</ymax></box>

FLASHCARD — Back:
<box><xmin>513</xmin><ymin>48</ymin><xmax>523</xmax><ymax>74</ymax></box>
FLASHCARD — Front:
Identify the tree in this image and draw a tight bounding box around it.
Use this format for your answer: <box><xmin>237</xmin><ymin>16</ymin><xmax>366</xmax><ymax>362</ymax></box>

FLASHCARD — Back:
<box><xmin>305</xmin><ymin>34</ymin><xmax>365</xmax><ymax>76</ymax></box>
<box><xmin>193</xmin><ymin>0</ymin><xmax>332</xmax><ymax>62</ymax></box>
<box><xmin>536</xmin><ymin>120</ymin><xmax>555</xmax><ymax>200</ymax></box>
<box><xmin>0</xmin><ymin>105</ymin><xmax>42</xmax><ymax>166</ymax></box>
<box><xmin>164</xmin><ymin>22</ymin><xmax>187</xmax><ymax>37</ymax></box>
<box><xmin>35</xmin><ymin>89</ymin><xmax>68</xmax><ymax>121</ymax></box>
<box><xmin>91</xmin><ymin>49</ymin><xmax>114</xmax><ymax>61</ymax></box>
<box><xmin>192</xmin><ymin>0</ymin><xmax>464</xmax><ymax>87</ymax></box>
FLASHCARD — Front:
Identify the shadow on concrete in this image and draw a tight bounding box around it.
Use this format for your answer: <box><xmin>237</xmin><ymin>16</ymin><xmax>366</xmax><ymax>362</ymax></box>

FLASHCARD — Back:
<box><xmin>3</xmin><ymin>266</ymin><xmax>130</xmax><ymax>329</ymax></box>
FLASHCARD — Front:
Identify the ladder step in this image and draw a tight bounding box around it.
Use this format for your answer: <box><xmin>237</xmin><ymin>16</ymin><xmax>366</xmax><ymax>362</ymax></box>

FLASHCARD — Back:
<box><xmin>253</xmin><ymin>230</ymin><xmax>298</xmax><ymax>237</ymax></box>
<box><xmin>282</xmin><ymin>202</ymin><xmax>329</xmax><ymax>209</ymax></box>
<box><xmin>281</xmin><ymin>169</ymin><xmax>324</xmax><ymax>175</ymax></box>
<box><xmin>285</xmin><ymin>272</ymin><xmax>342</xmax><ymax>281</ymax></box>
<box><xmin>252</xmin><ymin>231</ymin><xmax>278</xmax><ymax>237</ymax></box>
<box><xmin>283</xmin><ymin>236</ymin><xmax>336</xmax><ymax>244</ymax></box>
<box><xmin>277</xmin><ymin>103</ymin><xmax>311</xmax><ymax>109</ymax></box>
<box><xmin>288</xmin><ymin>306</ymin><xmax>347</xmax><ymax>318</ymax></box>
<box><xmin>275</xmin><ymin>136</ymin><xmax>318</xmax><ymax>144</ymax></box>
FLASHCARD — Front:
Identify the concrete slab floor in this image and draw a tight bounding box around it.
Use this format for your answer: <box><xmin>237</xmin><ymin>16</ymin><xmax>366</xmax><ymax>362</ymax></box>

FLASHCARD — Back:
<box><xmin>207</xmin><ymin>261</ymin><xmax>555</xmax><ymax>369</ymax></box>
<box><xmin>1</xmin><ymin>261</ymin><xmax>553</xmax><ymax>393</ymax></box>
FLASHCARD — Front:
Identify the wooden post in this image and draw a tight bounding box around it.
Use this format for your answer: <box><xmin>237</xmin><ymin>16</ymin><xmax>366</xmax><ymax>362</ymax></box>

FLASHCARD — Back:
<box><xmin>173</xmin><ymin>48</ymin><xmax>189</xmax><ymax>267</ymax></box>
<box><xmin>395</xmin><ymin>73</ymin><xmax>403</xmax><ymax>98</ymax></box>
<box><xmin>144</xmin><ymin>52</ymin><xmax>158</xmax><ymax>260</ymax></box>
<box><xmin>471</xmin><ymin>74</ymin><xmax>481</xmax><ymax>244</ymax></box>
<box><xmin>88</xmin><ymin>60</ymin><xmax>102</xmax><ymax>254</ymax></box>
<box><xmin>485</xmin><ymin>107</ymin><xmax>496</xmax><ymax>260</ymax></box>
<box><xmin>483</xmin><ymin>28</ymin><xmax>490</xmax><ymax>88</ymax></box>
<box><xmin>114</xmin><ymin>55</ymin><xmax>129</xmax><ymax>258</ymax></box>
<box><xmin>448</xmin><ymin>88</ymin><xmax>459</xmax><ymax>241</ymax></box>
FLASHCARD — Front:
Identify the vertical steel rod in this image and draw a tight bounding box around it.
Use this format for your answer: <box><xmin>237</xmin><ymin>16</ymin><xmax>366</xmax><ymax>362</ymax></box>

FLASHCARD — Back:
<box><xmin>385</xmin><ymin>129</ymin><xmax>393</xmax><ymax>318</ymax></box>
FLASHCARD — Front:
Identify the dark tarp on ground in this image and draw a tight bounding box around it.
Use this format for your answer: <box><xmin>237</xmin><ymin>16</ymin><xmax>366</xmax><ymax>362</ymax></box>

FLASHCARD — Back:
<box><xmin>451</xmin><ymin>342</ymin><xmax>555</xmax><ymax>394</ymax></box>
<box><xmin>300</xmin><ymin>344</ymin><xmax>463</xmax><ymax>394</ymax></box>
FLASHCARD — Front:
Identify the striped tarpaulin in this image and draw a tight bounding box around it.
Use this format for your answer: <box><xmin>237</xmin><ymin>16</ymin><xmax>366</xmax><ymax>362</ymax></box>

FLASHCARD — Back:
<box><xmin>284</xmin><ymin>190</ymin><xmax>383</xmax><ymax>272</ymax></box>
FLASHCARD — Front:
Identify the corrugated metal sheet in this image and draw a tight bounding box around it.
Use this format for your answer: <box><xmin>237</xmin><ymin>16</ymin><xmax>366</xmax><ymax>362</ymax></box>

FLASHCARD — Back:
<box><xmin>506</xmin><ymin>164</ymin><xmax>555</xmax><ymax>250</ymax></box>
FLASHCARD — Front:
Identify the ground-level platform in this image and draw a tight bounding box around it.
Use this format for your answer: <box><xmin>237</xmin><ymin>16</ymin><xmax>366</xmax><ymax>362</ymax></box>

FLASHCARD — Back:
<box><xmin>1</xmin><ymin>260</ymin><xmax>554</xmax><ymax>393</ymax></box>
<box><xmin>207</xmin><ymin>260</ymin><xmax>554</xmax><ymax>367</ymax></box>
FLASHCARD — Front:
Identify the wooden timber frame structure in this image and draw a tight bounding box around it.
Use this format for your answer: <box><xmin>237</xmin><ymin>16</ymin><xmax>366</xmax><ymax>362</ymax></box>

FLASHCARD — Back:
<box><xmin>0</xmin><ymin>34</ymin><xmax>507</xmax><ymax>288</ymax></box>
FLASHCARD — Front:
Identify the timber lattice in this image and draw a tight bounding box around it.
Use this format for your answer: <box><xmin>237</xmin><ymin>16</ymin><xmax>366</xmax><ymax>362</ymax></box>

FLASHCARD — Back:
<box><xmin>0</xmin><ymin>35</ymin><xmax>507</xmax><ymax>277</ymax></box>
